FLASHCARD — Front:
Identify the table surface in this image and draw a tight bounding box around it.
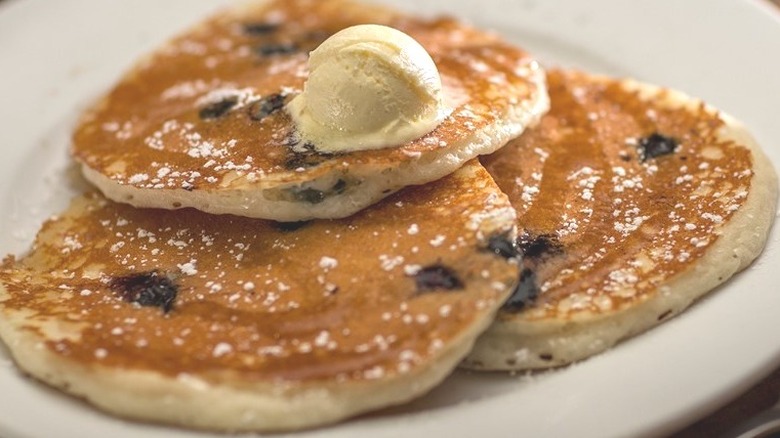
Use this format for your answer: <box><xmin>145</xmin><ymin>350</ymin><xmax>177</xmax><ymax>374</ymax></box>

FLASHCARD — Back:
<box><xmin>0</xmin><ymin>0</ymin><xmax>778</xmax><ymax>436</ymax></box>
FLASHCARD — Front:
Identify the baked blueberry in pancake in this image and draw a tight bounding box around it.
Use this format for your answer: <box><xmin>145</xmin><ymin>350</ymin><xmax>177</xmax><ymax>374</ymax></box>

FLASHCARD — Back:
<box><xmin>0</xmin><ymin>161</ymin><xmax>519</xmax><ymax>431</ymax></box>
<box><xmin>72</xmin><ymin>0</ymin><xmax>548</xmax><ymax>221</ymax></box>
<box><xmin>464</xmin><ymin>70</ymin><xmax>778</xmax><ymax>371</ymax></box>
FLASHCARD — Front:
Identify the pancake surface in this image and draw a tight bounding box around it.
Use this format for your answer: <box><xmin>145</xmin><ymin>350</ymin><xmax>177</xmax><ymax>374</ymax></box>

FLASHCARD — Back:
<box><xmin>0</xmin><ymin>161</ymin><xmax>518</xmax><ymax>431</ymax></box>
<box><xmin>72</xmin><ymin>0</ymin><xmax>548</xmax><ymax>221</ymax></box>
<box><xmin>465</xmin><ymin>70</ymin><xmax>778</xmax><ymax>370</ymax></box>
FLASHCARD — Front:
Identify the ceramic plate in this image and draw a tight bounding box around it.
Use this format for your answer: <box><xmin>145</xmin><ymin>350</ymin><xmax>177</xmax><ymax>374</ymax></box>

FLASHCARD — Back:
<box><xmin>1</xmin><ymin>0</ymin><xmax>779</xmax><ymax>437</ymax></box>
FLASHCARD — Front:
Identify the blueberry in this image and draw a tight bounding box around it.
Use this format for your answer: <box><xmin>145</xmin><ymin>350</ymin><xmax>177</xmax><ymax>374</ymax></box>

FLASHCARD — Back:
<box><xmin>415</xmin><ymin>265</ymin><xmax>464</xmax><ymax>292</ymax></box>
<box><xmin>517</xmin><ymin>232</ymin><xmax>562</xmax><ymax>260</ymax></box>
<box><xmin>501</xmin><ymin>268</ymin><xmax>538</xmax><ymax>312</ymax></box>
<box><xmin>486</xmin><ymin>234</ymin><xmax>520</xmax><ymax>259</ymax></box>
<box><xmin>249</xmin><ymin>93</ymin><xmax>286</xmax><ymax>121</ymax></box>
<box><xmin>291</xmin><ymin>179</ymin><xmax>347</xmax><ymax>204</ymax></box>
<box><xmin>199</xmin><ymin>97</ymin><xmax>238</xmax><ymax>120</ymax></box>
<box><xmin>254</xmin><ymin>43</ymin><xmax>299</xmax><ymax>57</ymax></box>
<box><xmin>110</xmin><ymin>271</ymin><xmax>178</xmax><ymax>313</ymax></box>
<box><xmin>243</xmin><ymin>22</ymin><xmax>280</xmax><ymax>35</ymax></box>
<box><xmin>637</xmin><ymin>133</ymin><xmax>678</xmax><ymax>161</ymax></box>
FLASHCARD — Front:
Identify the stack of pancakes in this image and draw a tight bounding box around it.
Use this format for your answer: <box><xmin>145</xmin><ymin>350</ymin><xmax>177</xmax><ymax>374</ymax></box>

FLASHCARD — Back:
<box><xmin>0</xmin><ymin>0</ymin><xmax>776</xmax><ymax>432</ymax></box>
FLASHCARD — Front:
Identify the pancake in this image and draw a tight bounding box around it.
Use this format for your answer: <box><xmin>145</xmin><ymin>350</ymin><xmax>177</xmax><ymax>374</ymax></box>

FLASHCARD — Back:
<box><xmin>72</xmin><ymin>0</ymin><xmax>548</xmax><ymax>221</ymax></box>
<box><xmin>0</xmin><ymin>160</ymin><xmax>518</xmax><ymax>431</ymax></box>
<box><xmin>463</xmin><ymin>70</ymin><xmax>778</xmax><ymax>371</ymax></box>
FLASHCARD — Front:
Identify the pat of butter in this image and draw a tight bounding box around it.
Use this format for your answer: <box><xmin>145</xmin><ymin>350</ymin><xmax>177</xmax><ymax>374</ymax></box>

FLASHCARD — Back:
<box><xmin>287</xmin><ymin>24</ymin><xmax>446</xmax><ymax>153</ymax></box>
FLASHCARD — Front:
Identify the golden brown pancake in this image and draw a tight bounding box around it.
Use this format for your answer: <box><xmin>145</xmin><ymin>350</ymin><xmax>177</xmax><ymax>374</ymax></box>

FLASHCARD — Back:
<box><xmin>0</xmin><ymin>160</ymin><xmax>519</xmax><ymax>431</ymax></box>
<box><xmin>464</xmin><ymin>70</ymin><xmax>778</xmax><ymax>370</ymax></box>
<box><xmin>72</xmin><ymin>0</ymin><xmax>548</xmax><ymax>221</ymax></box>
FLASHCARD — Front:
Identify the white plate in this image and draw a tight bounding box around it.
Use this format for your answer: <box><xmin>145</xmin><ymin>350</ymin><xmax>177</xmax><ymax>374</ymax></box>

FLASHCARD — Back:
<box><xmin>1</xmin><ymin>0</ymin><xmax>779</xmax><ymax>437</ymax></box>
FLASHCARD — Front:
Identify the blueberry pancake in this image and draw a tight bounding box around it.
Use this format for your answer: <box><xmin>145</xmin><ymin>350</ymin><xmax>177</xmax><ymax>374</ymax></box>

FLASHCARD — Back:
<box><xmin>0</xmin><ymin>161</ymin><xmax>519</xmax><ymax>431</ymax></box>
<box><xmin>464</xmin><ymin>70</ymin><xmax>778</xmax><ymax>371</ymax></box>
<box><xmin>72</xmin><ymin>0</ymin><xmax>548</xmax><ymax>221</ymax></box>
